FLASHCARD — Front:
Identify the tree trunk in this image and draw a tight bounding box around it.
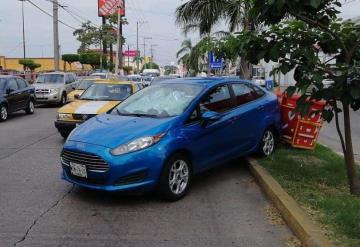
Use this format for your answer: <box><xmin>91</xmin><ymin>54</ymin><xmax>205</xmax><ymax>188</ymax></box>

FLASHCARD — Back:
<box><xmin>110</xmin><ymin>44</ymin><xmax>114</xmax><ymax>72</ymax></box>
<box><xmin>239</xmin><ymin>57</ymin><xmax>252</xmax><ymax>79</ymax></box>
<box><xmin>342</xmin><ymin>102</ymin><xmax>360</xmax><ymax>195</ymax></box>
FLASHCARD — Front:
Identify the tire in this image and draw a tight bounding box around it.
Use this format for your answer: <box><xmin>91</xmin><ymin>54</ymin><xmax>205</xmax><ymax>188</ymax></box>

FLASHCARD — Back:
<box><xmin>158</xmin><ymin>153</ymin><xmax>192</xmax><ymax>201</ymax></box>
<box><xmin>60</xmin><ymin>131</ymin><xmax>69</xmax><ymax>139</ymax></box>
<box><xmin>25</xmin><ymin>99</ymin><xmax>35</xmax><ymax>114</ymax></box>
<box><xmin>60</xmin><ymin>93</ymin><xmax>67</xmax><ymax>106</ymax></box>
<box><xmin>258</xmin><ymin>129</ymin><xmax>276</xmax><ymax>157</ymax></box>
<box><xmin>0</xmin><ymin>104</ymin><xmax>8</xmax><ymax>122</ymax></box>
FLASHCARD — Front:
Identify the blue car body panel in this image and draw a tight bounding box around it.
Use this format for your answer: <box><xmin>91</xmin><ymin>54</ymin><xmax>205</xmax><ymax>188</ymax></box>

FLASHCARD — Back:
<box><xmin>61</xmin><ymin>77</ymin><xmax>281</xmax><ymax>192</ymax></box>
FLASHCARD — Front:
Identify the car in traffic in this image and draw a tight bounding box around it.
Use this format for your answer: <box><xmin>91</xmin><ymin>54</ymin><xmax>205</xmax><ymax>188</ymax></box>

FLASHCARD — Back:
<box><xmin>60</xmin><ymin>77</ymin><xmax>281</xmax><ymax>200</ymax></box>
<box><xmin>55</xmin><ymin>80</ymin><xmax>140</xmax><ymax>138</ymax></box>
<box><xmin>90</xmin><ymin>72</ymin><xmax>117</xmax><ymax>80</ymax></box>
<box><xmin>34</xmin><ymin>72</ymin><xmax>77</xmax><ymax>105</ymax></box>
<box><xmin>0</xmin><ymin>75</ymin><xmax>35</xmax><ymax>122</ymax></box>
<box><xmin>67</xmin><ymin>78</ymin><xmax>99</xmax><ymax>102</ymax></box>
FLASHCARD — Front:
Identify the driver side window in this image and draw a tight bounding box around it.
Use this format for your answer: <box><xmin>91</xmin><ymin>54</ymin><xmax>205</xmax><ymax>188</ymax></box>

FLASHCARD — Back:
<box><xmin>7</xmin><ymin>78</ymin><xmax>19</xmax><ymax>91</ymax></box>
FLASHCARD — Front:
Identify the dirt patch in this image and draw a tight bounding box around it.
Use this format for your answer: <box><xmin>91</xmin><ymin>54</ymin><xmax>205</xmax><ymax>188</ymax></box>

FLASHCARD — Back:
<box><xmin>285</xmin><ymin>236</ymin><xmax>303</xmax><ymax>247</ymax></box>
<box><xmin>264</xmin><ymin>205</ymin><xmax>285</xmax><ymax>226</ymax></box>
<box><xmin>290</xmin><ymin>155</ymin><xmax>325</xmax><ymax>166</ymax></box>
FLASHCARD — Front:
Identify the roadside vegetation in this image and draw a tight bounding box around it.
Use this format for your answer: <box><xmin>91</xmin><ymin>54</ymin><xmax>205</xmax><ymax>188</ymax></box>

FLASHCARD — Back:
<box><xmin>258</xmin><ymin>144</ymin><xmax>360</xmax><ymax>246</ymax></box>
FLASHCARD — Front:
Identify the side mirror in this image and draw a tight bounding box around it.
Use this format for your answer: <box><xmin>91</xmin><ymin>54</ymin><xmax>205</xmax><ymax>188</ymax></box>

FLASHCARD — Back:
<box><xmin>201</xmin><ymin>111</ymin><xmax>221</xmax><ymax>127</ymax></box>
<box><xmin>74</xmin><ymin>94</ymin><xmax>80</xmax><ymax>100</ymax></box>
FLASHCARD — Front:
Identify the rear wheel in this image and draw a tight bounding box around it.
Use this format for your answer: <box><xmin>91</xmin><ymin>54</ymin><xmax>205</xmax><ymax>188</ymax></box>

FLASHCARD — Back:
<box><xmin>158</xmin><ymin>153</ymin><xmax>192</xmax><ymax>201</ymax></box>
<box><xmin>25</xmin><ymin>99</ymin><xmax>35</xmax><ymax>114</ymax></box>
<box><xmin>258</xmin><ymin>129</ymin><xmax>276</xmax><ymax>157</ymax></box>
<box><xmin>0</xmin><ymin>105</ymin><xmax>8</xmax><ymax>122</ymax></box>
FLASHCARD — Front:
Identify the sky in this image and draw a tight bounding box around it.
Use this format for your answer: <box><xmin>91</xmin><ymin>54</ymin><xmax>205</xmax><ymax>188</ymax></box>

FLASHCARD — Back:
<box><xmin>0</xmin><ymin>0</ymin><xmax>360</xmax><ymax>66</ymax></box>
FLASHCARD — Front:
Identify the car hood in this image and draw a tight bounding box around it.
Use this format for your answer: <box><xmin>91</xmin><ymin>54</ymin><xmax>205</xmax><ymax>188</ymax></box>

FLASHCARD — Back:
<box><xmin>68</xmin><ymin>114</ymin><xmax>177</xmax><ymax>149</ymax></box>
<box><xmin>68</xmin><ymin>90</ymin><xmax>85</xmax><ymax>97</ymax></box>
<box><xmin>58</xmin><ymin>100</ymin><xmax>120</xmax><ymax>115</ymax></box>
<box><xmin>34</xmin><ymin>83</ymin><xmax>63</xmax><ymax>89</ymax></box>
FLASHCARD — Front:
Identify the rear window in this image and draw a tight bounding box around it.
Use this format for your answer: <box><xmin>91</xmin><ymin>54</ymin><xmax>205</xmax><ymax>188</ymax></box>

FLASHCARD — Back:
<box><xmin>80</xmin><ymin>84</ymin><xmax>132</xmax><ymax>101</ymax></box>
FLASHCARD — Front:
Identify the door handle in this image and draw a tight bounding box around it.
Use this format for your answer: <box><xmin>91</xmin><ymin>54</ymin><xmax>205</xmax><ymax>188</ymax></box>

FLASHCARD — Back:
<box><xmin>257</xmin><ymin>106</ymin><xmax>265</xmax><ymax>111</ymax></box>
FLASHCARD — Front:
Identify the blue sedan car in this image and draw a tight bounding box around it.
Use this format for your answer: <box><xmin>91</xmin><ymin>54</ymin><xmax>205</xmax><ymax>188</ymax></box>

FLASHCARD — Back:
<box><xmin>61</xmin><ymin>78</ymin><xmax>281</xmax><ymax>200</ymax></box>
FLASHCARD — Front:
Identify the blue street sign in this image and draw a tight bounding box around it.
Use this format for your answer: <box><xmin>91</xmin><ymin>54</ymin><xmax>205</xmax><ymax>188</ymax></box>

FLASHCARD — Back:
<box><xmin>208</xmin><ymin>52</ymin><xmax>223</xmax><ymax>69</ymax></box>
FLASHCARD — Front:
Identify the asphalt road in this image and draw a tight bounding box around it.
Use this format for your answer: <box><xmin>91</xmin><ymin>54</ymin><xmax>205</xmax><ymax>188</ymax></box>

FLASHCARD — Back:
<box><xmin>319</xmin><ymin>109</ymin><xmax>360</xmax><ymax>161</ymax></box>
<box><xmin>0</xmin><ymin>107</ymin><xmax>293</xmax><ymax>247</ymax></box>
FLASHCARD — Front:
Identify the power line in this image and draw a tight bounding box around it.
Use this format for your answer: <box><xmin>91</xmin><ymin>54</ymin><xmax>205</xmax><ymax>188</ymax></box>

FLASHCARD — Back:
<box><xmin>27</xmin><ymin>0</ymin><xmax>77</xmax><ymax>30</ymax></box>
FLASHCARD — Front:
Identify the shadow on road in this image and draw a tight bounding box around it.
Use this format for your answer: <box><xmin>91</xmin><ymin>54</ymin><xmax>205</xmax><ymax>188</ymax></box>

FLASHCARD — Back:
<box><xmin>67</xmin><ymin>158</ymin><xmax>250</xmax><ymax>206</ymax></box>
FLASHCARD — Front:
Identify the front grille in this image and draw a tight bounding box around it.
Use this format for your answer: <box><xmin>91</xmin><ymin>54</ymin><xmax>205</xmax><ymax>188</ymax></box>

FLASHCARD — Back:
<box><xmin>66</xmin><ymin>171</ymin><xmax>107</xmax><ymax>185</ymax></box>
<box><xmin>61</xmin><ymin>149</ymin><xmax>109</xmax><ymax>172</ymax></box>
<box><xmin>36</xmin><ymin>89</ymin><xmax>50</xmax><ymax>94</ymax></box>
<box><xmin>72</xmin><ymin>114</ymin><xmax>96</xmax><ymax>121</ymax></box>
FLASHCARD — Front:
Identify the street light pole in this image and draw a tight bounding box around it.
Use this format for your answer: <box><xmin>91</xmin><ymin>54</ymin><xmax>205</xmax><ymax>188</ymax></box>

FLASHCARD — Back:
<box><xmin>19</xmin><ymin>0</ymin><xmax>26</xmax><ymax>61</ymax></box>
<box><xmin>53</xmin><ymin>0</ymin><xmax>60</xmax><ymax>71</ymax></box>
<box><xmin>136</xmin><ymin>21</ymin><xmax>139</xmax><ymax>73</ymax></box>
<box><xmin>143</xmin><ymin>37</ymin><xmax>152</xmax><ymax>62</ymax></box>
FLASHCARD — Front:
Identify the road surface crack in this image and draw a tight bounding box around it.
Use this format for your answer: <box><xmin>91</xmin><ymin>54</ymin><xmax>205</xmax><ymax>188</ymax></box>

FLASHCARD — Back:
<box><xmin>13</xmin><ymin>185</ymin><xmax>74</xmax><ymax>247</ymax></box>
<box><xmin>0</xmin><ymin>132</ymin><xmax>58</xmax><ymax>162</ymax></box>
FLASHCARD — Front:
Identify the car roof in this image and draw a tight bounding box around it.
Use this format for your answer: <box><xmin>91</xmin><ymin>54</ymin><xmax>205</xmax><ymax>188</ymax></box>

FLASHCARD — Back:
<box><xmin>158</xmin><ymin>77</ymin><xmax>250</xmax><ymax>87</ymax></box>
<box><xmin>0</xmin><ymin>75</ymin><xmax>15</xmax><ymax>78</ymax></box>
<box><xmin>39</xmin><ymin>72</ymin><xmax>73</xmax><ymax>75</ymax></box>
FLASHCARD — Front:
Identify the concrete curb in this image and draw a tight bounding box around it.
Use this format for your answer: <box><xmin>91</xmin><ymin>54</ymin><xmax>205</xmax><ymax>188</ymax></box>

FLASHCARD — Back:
<box><xmin>247</xmin><ymin>158</ymin><xmax>333</xmax><ymax>247</ymax></box>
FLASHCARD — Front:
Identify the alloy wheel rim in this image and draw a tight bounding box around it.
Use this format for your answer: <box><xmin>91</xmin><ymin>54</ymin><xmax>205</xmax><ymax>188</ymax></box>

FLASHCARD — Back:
<box><xmin>1</xmin><ymin>106</ymin><xmax>7</xmax><ymax>120</ymax></box>
<box><xmin>168</xmin><ymin>160</ymin><xmax>189</xmax><ymax>195</ymax></box>
<box><xmin>262</xmin><ymin>131</ymin><xmax>274</xmax><ymax>156</ymax></box>
<box><xmin>29</xmin><ymin>101</ymin><xmax>34</xmax><ymax>113</ymax></box>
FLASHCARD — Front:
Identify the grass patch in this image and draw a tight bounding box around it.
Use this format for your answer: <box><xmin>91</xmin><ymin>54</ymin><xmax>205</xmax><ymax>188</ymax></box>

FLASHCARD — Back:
<box><xmin>258</xmin><ymin>144</ymin><xmax>360</xmax><ymax>247</ymax></box>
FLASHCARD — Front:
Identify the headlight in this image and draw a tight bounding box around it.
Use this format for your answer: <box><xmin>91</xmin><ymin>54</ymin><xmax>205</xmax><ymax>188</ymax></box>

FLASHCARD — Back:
<box><xmin>57</xmin><ymin>113</ymin><xmax>72</xmax><ymax>120</ymax></box>
<box><xmin>50</xmin><ymin>88</ymin><xmax>59</xmax><ymax>94</ymax></box>
<box><xmin>110</xmin><ymin>133</ymin><xmax>165</xmax><ymax>156</ymax></box>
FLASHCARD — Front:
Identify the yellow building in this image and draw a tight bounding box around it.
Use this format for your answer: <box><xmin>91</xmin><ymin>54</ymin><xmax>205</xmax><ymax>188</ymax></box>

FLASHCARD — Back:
<box><xmin>0</xmin><ymin>56</ymin><xmax>90</xmax><ymax>72</ymax></box>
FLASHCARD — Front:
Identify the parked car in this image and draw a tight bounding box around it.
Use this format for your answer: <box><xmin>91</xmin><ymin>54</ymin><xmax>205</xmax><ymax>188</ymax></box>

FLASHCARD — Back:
<box><xmin>34</xmin><ymin>72</ymin><xmax>77</xmax><ymax>105</ymax></box>
<box><xmin>0</xmin><ymin>75</ymin><xmax>35</xmax><ymax>122</ymax></box>
<box><xmin>55</xmin><ymin>80</ymin><xmax>141</xmax><ymax>138</ymax></box>
<box><xmin>67</xmin><ymin>78</ymin><xmax>99</xmax><ymax>102</ymax></box>
<box><xmin>60</xmin><ymin>78</ymin><xmax>281</xmax><ymax>200</ymax></box>
<box><xmin>90</xmin><ymin>72</ymin><xmax>117</xmax><ymax>80</ymax></box>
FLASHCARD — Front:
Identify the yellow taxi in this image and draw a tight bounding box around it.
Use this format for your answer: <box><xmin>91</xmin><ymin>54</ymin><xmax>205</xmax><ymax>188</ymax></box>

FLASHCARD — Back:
<box><xmin>67</xmin><ymin>78</ymin><xmax>100</xmax><ymax>102</ymax></box>
<box><xmin>55</xmin><ymin>80</ymin><xmax>142</xmax><ymax>138</ymax></box>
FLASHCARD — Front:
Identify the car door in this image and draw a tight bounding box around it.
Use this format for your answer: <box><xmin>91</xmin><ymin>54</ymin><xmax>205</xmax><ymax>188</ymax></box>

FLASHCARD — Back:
<box><xmin>64</xmin><ymin>74</ymin><xmax>73</xmax><ymax>93</ymax></box>
<box><xmin>15</xmin><ymin>78</ymin><xmax>30</xmax><ymax>109</ymax></box>
<box><xmin>5</xmin><ymin>78</ymin><xmax>21</xmax><ymax>112</ymax></box>
<box><xmin>229</xmin><ymin>83</ymin><xmax>267</xmax><ymax>153</ymax></box>
<box><xmin>180</xmin><ymin>84</ymin><xmax>238</xmax><ymax>171</ymax></box>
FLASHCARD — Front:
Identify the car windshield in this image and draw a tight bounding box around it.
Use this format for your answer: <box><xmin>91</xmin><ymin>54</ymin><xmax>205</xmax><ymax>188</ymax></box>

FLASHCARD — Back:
<box><xmin>80</xmin><ymin>83</ymin><xmax>132</xmax><ymax>101</ymax></box>
<box><xmin>77</xmin><ymin>80</ymin><xmax>95</xmax><ymax>90</ymax></box>
<box><xmin>0</xmin><ymin>78</ymin><xmax>7</xmax><ymax>90</ymax></box>
<box><xmin>91</xmin><ymin>74</ymin><xmax>107</xmax><ymax>79</ymax></box>
<box><xmin>36</xmin><ymin>74</ymin><xmax>64</xmax><ymax>84</ymax></box>
<box><xmin>113</xmin><ymin>83</ymin><xmax>203</xmax><ymax>118</ymax></box>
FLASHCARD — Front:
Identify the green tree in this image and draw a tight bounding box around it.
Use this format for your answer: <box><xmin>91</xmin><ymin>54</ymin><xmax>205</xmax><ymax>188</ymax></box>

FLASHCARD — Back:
<box><xmin>176</xmin><ymin>0</ymin><xmax>256</xmax><ymax>79</ymax></box>
<box><xmin>236</xmin><ymin>0</ymin><xmax>360</xmax><ymax>195</ymax></box>
<box><xmin>79</xmin><ymin>53</ymin><xmax>106</xmax><ymax>70</ymax></box>
<box><xmin>62</xmin><ymin>54</ymin><xmax>79</xmax><ymax>71</ymax></box>
<box><xmin>18</xmin><ymin>59</ymin><xmax>41</xmax><ymax>72</ymax></box>
<box><xmin>142</xmin><ymin>62</ymin><xmax>160</xmax><ymax>71</ymax></box>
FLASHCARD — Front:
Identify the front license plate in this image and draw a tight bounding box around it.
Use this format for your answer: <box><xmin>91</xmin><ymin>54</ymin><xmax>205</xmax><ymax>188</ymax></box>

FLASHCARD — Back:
<box><xmin>70</xmin><ymin>162</ymin><xmax>87</xmax><ymax>178</ymax></box>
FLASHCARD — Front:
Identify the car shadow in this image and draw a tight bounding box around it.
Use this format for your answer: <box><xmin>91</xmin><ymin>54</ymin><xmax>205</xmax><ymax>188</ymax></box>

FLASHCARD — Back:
<box><xmin>69</xmin><ymin>157</ymin><xmax>250</xmax><ymax>206</ymax></box>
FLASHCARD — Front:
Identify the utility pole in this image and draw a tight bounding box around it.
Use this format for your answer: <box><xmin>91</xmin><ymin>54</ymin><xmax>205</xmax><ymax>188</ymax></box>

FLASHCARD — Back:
<box><xmin>115</xmin><ymin>6</ymin><xmax>123</xmax><ymax>75</ymax></box>
<box><xmin>136</xmin><ymin>21</ymin><xmax>139</xmax><ymax>73</ymax></box>
<box><xmin>19</xmin><ymin>0</ymin><xmax>26</xmax><ymax>72</ymax></box>
<box><xmin>143</xmin><ymin>37</ymin><xmax>152</xmax><ymax>62</ymax></box>
<box><xmin>150</xmin><ymin>44</ymin><xmax>158</xmax><ymax>62</ymax></box>
<box><xmin>127</xmin><ymin>44</ymin><xmax>130</xmax><ymax>68</ymax></box>
<box><xmin>53</xmin><ymin>0</ymin><xmax>60</xmax><ymax>71</ymax></box>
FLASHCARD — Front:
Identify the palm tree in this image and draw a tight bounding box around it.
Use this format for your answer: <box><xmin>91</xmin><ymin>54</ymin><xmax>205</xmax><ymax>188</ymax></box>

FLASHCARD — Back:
<box><xmin>176</xmin><ymin>0</ymin><xmax>256</xmax><ymax>79</ymax></box>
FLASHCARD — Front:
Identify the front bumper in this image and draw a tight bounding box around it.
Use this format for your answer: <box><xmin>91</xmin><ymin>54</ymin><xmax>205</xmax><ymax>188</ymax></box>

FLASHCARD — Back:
<box><xmin>54</xmin><ymin>121</ymin><xmax>79</xmax><ymax>134</ymax></box>
<box><xmin>60</xmin><ymin>141</ymin><xmax>165</xmax><ymax>192</ymax></box>
<box><xmin>35</xmin><ymin>93</ymin><xmax>61</xmax><ymax>103</ymax></box>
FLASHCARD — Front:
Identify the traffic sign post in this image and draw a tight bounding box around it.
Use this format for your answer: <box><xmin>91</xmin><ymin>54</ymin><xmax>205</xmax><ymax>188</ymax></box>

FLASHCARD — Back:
<box><xmin>208</xmin><ymin>52</ymin><xmax>223</xmax><ymax>70</ymax></box>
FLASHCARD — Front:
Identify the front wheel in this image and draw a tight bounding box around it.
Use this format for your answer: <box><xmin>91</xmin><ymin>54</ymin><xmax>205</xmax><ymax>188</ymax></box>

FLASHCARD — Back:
<box><xmin>0</xmin><ymin>105</ymin><xmax>8</xmax><ymax>122</ymax></box>
<box><xmin>25</xmin><ymin>99</ymin><xmax>35</xmax><ymax>114</ymax></box>
<box><xmin>158</xmin><ymin>153</ymin><xmax>192</xmax><ymax>201</ymax></box>
<box><xmin>60</xmin><ymin>93</ymin><xmax>67</xmax><ymax>106</ymax></box>
<box><xmin>258</xmin><ymin>129</ymin><xmax>276</xmax><ymax>157</ymax></box>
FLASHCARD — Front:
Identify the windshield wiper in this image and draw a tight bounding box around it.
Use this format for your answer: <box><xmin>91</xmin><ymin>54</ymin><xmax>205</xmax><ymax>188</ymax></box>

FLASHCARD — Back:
<box><xmin>117</xmin><ymin>112</ymin><xmax>159</xmax><ymax>118</ymax></box>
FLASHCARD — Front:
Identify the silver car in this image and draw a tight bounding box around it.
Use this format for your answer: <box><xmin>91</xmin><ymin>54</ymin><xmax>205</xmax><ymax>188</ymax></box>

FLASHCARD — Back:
<box><xmin>34</xmin><ymin>72</ymin><xmax>77</xmax><ymax>105</ymax></box>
